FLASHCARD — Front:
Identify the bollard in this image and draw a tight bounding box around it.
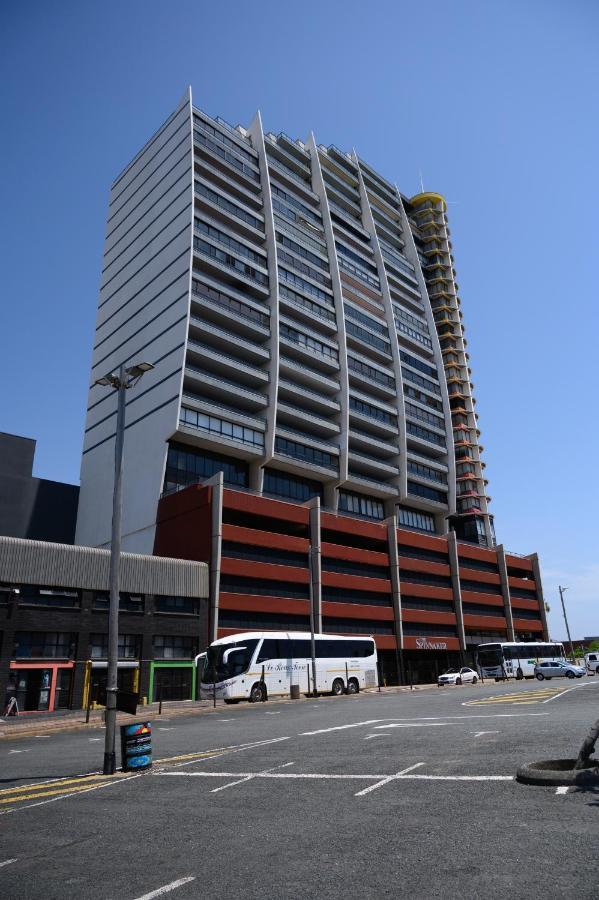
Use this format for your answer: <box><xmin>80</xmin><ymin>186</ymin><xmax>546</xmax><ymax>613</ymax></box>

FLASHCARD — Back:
<box><xmin>408</xmin><ymin>665</ymin><xmax>413</xmax><ymax>691</ymax></box>
<box><xmin>158</xmin><ymin>686</ymin><xmax>163</xmax><ymax>716</ymax></box>
<box><xmin>85</xmin><ymin>690</ymin><xmax>92</xmax><ymax>725</ymax></box>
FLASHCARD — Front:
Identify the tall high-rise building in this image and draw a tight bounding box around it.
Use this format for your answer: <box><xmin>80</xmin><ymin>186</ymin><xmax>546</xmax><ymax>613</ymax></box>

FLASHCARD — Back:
<box><xmin>76</xmin><ymin>89</ymin><xmax>494</xmax><ymax>553</ymax></box>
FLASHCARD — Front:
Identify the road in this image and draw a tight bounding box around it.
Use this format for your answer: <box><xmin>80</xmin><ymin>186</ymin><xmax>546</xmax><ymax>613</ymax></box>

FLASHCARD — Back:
<box><xmin>1</xmin><ymin>678</ymin><xmax>598</xmax><ymax>899</ymax></box>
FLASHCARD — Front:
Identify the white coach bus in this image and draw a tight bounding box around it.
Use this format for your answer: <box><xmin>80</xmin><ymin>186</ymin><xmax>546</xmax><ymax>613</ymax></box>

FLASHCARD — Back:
<box><xmin>199</xmin><ymin>631</ymin><xmax>378</xmax><ymax>703</ymax></box>
<box><xmin>476</xmin><ymin>641</ymin><xmax>565</xmax><ymax>680</ymax></box>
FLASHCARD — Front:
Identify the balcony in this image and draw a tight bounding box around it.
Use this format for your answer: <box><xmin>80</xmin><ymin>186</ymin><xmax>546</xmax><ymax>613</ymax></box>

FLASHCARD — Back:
<box><xmin>348</xmin><ymin>428</ymin><xmax>399</xmax><ymax>458</ymax></box>
<box><xmin>344</xmin><ymin>471</ymin><xmax>398</xmax><ymax>498</ymax></box>
<box><xmin>186</xmin><ymin>340</ymin><xmax>269</xmax><ymax>387</ymax></box>
<box><xmin>184</xmin><ymin>365</ymin><xmax>268</xmax><ymax>411</ymax></box>
<box><xmin>277</xmin><ymin>378</ymin><xmax>340</xmax><ymax>414</ymax></box>
<box><xmin>188</xmin><ymin>318</ymin><xmax>269</xmax><ymax>365</ymax></box>
<box><xmin>278</xmin><ymin>356</ymin><xmax>340</xmax><ymax>396</ymax></box>
<box><xmin>191</xmin><ymin>285</ymin><xmax>270</xmax><ymax>342</ymax></box>
<box><xmin>276</xmin><ymin>402</ymin><xmax>340</xmax><ymax>438</ymax></box>
<box><xmin>348</xmin><ymin>450</ymin><xmax>399</xmax><ymax>478</ymax></box>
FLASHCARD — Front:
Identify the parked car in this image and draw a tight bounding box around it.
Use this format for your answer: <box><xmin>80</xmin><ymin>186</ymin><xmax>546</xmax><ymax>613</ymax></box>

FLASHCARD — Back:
<box><xmin>534</xmin><ymin>660</ymin><xmax>585</xmax><ymax>680</ymax></box>
<box><xmin>584</xmin><ymin>652</ymin><xmax>599</xmax><ymax>675</ymax></box>
<box><xmin>438</xmin><ymin>666</ymin><xmax>479</xmax><ymax>686</ymax></box>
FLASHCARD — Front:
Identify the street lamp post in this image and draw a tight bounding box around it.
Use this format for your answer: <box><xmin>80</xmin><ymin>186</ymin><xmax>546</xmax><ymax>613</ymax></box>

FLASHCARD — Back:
<box><xmin>558</xmin><ymin>585</ymin><xmax>575</xmax><ymax>663</ymax></box>
<box><xmin>94</xmin><ymin>361</ymin><xmax>154</xmax><ymax>775</ymax></box>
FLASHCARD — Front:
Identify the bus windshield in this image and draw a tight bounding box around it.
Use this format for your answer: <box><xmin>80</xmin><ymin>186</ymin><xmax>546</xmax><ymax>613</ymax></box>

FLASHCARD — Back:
<box><xmin>202</xmin><ymin>639</ymin><xmax>259</xmax><ymax>682</ymax></box>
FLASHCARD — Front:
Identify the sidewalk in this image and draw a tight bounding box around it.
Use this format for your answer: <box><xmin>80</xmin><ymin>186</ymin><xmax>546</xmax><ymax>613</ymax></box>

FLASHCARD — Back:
<box><xmin>0</xmin><ymin>682</ymin><xmax>441</xmax><ymax>739</ymax></box>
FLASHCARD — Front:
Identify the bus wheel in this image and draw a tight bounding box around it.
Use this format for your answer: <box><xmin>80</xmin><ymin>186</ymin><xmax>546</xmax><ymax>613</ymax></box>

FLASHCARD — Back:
<box><xmin>332</xmin><ymin>679</ymin><xmax>344</xmax><ymax>696</ymax></box>
<box><xmin>249</xmin><ymin>683</ymin><xmax>265</xmax><ymax>703</ymax></box>
<box><xmin>516</xmin><ymin>668</ymin><xmax>523</xmax><ymax>680</ymax></box>
<box><xmin>347</xmin><ymin>678</ymin><xmax>359</xmax><ymax>694</ymax></box>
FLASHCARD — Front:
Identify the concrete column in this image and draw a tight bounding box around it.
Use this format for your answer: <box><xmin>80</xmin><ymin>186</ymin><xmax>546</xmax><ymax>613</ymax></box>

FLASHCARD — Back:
<box><xmin>306</xmin><ymin>497</ymin><xmax>322</xmax><ymax>633</ymax></box>
<box><xmin>496</xmin><ymin>544</ymin><xmax>516</xmax><ymax>641</ymax></box>
<box><xmin>528</xmin><ymin>553</ymin><xmax>550</xmax><ymax>641</ymax></box>
<box><xmin>385</xmin><ymin>515</ymin><xmax>404</xmax><ymax>681</ymax></box>
<box><xmin>447</xmin><ymin>531</ymin><xmax>467</xmax><ymax>653</ymax></box>
<box><xmin>206</xmin><ymin>471</ymin><xmax>224</xmax><ymax>642</ymax></box>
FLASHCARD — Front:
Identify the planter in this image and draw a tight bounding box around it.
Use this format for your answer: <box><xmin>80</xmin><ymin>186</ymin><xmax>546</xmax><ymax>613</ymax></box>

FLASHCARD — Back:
<box><xmin>516</xmin><ymin>758</ymin><xmax>599</xmax><ymax>786</ymax></box>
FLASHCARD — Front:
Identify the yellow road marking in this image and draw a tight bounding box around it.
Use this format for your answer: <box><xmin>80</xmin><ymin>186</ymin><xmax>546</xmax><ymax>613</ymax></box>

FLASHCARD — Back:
<box><xmin>0</xmin><ymin>773</ymin><xmax>128</xmax><ymax>798</ymax></box>
<box><xmin>464</xmin><ymin>687</ymin><xmax>567</xmax><ymax>706</ymax></box>
<box><xmin>0</xmin><ymin>781</ymin><xmax>123</xmax><ymax>805</ymax></box>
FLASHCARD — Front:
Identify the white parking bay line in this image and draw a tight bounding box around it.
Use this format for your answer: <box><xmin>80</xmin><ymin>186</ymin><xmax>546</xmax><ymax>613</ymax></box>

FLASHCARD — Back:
<box><xmin>555</xmin><ymin>786</ymin><xmax>569</xmax><ymax>795</ymax></box>
<box><xmin>355</xmin><ymin>762</ymin><xmax>425</xmax><ymax>797</ymax></box>
<box><xmin>543</xmin><ymin>682</ymin><xmax>597</xmax><ymax>703</ymax></box>
<box><xmin>374</xmin><ymin>723</ymin><xmax>451</xmax><ymax>730</ymax></box>
<box><xmin>0</xmin><ymin>858</ymin><xmax>18</xmax><ymax>868</ymax></box>
<box><xmin>210</xmin><ymin>761</ymin><xmax>294</xmax><ymax>793</ymax></box>
<box><xmin>132</xmin><ymin>876</ymin><xmax>195</xmax><ymax>899</ymax></box>
<box><xmin>301</xmin><ymin>719</ymin><xmax>382</xmax><ymax>735</ymax></box>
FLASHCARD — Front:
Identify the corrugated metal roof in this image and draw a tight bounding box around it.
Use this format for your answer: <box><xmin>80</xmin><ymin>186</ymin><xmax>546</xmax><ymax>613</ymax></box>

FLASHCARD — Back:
<box><xmin>0</xmin><ymin>537</ymin><xmax>208</xmax><ymax>597</ymax></box>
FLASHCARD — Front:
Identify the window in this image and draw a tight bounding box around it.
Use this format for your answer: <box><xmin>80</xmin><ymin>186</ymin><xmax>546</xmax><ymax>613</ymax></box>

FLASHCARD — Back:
<box><xmin>345</xmin><ymin>319</ymin><xmax>391</xmax><ymax>353</ymax></box>
<box><xmin>277</xmin><ymin>249</ymin><xmax>330</xmax><ymax>287</ymax></box>
<box><xmin>90</xmin><ymin>634</ymin><xmax>140</xmax><ymax>659</ymax></box>
<box><xmin>406</xmin><ymin>421</ymin><xmax>446</xmax><ymax>448</ymax></box>
<box><xmin>398</xmin><ymin>544</ymin><xmax>448</xmax><ymax>563</ymax></box>
<box><xmin>460</xmin><ymin>579</ymin><xmax>503</xmax><ymax>596</ymax></box>
<box><xmin>404</xmin><ymin>384</ymin><xmax>443</xmax><ymax>412</ymax></box>
<box><xmin>401</xmin><ymin>596</ymin><xmax>454</xmax><ymax>612</ymax></box>
<box><xmin>220</xmin><ymin>574</ymin><xmax>310</xmax><ymax>600</ymax></box>
<box><xmin>93</xmin><ymin>593</ymin><xmax>144</xmax><ymax>613</ymax></box>
<box><xmin>193</xmin><ymin>237</ymin><xmax>269</xmax><ymax>286</ymax></box>
<box><xmin>193</xmin><ymin>117</ymin><xmax>257</xmax><ymax>163</ymax></box>
<box><xmin>322</xmin><ymin>558</ymin><xmax>390</xmax><ymax>579</ymax></box>
<box><xmin>401</xmin><ymin>366</ymin><xmax>441</xmax><ymax>396</ymax></box>
<box><xmin>191</xmin><ymin>279</ymin><xmax>269</xmax><ymax>327</ymax></box>
<box><xmin>179</xmin><ymin>408</ymin><xmax>264</xmax><ymax>448</ymax></box>
<box><xmin>155</xmin><ymin>596</ymin><xmax>200</xmax><ymax>615</ymax></box>
<box><xmin>193</xmin><ymin>128</ymin><xmax>260</xmax><ymax>180</ymax></box>
<box><xmin>14</xmin><ymin>632</ymin><xmax>76</xmax><ymax>659</ymax></box>
<box><xmin>339</xmin><ymin>491</ymin><xmax>385</xmax><ymax>520</ymax></box>
<box><xmin>349</xmin><ymin>396</ymin><xmax>396</xmax><ymax>425</ymax></box>
<box><xmin>344</xmin><ymin>303</ymin><xmax>388</xmax><ymax>335</ymax></box>
<box><xmin>271</xmin><ymin>184</ymin><xmax>320</xmax><ymax>222</ymax></box>
<box><xmin>279</xmin><ymin>267</ymin><xmax>331</xmax><ymax>303</ymax></box>
<box><xmin>335</xmin><ymin>242</ymin><xmax>378</xmax><ymax>275</ymax></box>
<box><xmin>277</xmin><ymin>233</ymin><xmax>329</xmax><ymax>271</ymax></box>
<box><xmin>402</xmin><ymin>352</ymin><xmax>439</xmax><ymax>381</ymax></box>
<box><xmin>17</xmin><ymin>586</ymin><xmax>80</xmax><ymax>609</ymax></box>
<box><xmin>337</xmin><ymin>254</ymin><xmax>380</xmax><ymax>289</ymax></box>
<box><xmin>263</xmin><ymin>468</ymin><xmax>323</xmax><ymax>503</ymax></box>
<box><xmin>402</xmin><ymin>622</ymin><xmax>457</xmax><ymax>636</ymax></box>
<box><xmin>163</xmin><ymin>442</ymin><xmax>248</xmax><ymax>493</ymax></box>
<box><xmin>194</xmin><ymin>220</ymin><xmax>265</xmax><ymax>265</ymax></box>
<box><xmin>348</xmin><ymin>356</ymin><xmax>395</xmax><ymax>387</ymax></box>
<box><xmin>407</xmin><ymin>480</ymin><xmax>447</xmax><ymax>504</ymax></box>
<box><xmin>398</xmin><ymin>507</ymin><xmax>436</xmax><ymax>533</ymax></box>
<box><xmin>219</xmin><ymin>610</ymin><xmax>310</xmax><ymax>630</ymax></box>
<box><xmin>275</xmin><ymin>436</ymin><xmax>337</xmax><ymax>470</ymax></box>
<box><xmin>153</xmin><ymin>635</ymin><xmax>197</xmax><ymax>660</ymax></box>
<box><xmin>222</xmin><ymin>541</ymin><xmax>308</xmax><ymax>568</ymax></box>
<box><xmin>279</xmin><ymin>323</ymin><xmax>338</xmax><ymax>361</ymax></box>
<box><xmin>322</xmin><ymin>586</ymin><xmax>392</xmax><ymax>606</ymax></box>
<box><xmin>462</xmin><ymin>602</ymin><xmax>505</xmax><ymax>617</ymax></box>
<box><xmin>400</xmin><ymin>570</ymin><xmax>452</xmax><ymax>588</ymax></box>
<box><xmin>323</xmin><ymin>617</ymin><xmax>394</xmax><ymax>635</ymax></box>
<box><xmin>396</xmin><ymin>319</ymin><xmax>433</xmax><ymax>349</ymax></box>
<box><xmin>194</xmin><ymin>182</ymin><xmax>262</xmax><ymax>230</ymax></box>
<box><xmin>279</xmin><ymin>284</ymin><xmax>335</xmax><ymax>322</ymax></box>
<box><xmin>407</xmin><ymin>461</ymin><xmax>447</xmax><ymax>485</ymax></box>
<box><xmin>405</xmin><ymin>401</ymin><xmax>445</xmax><ymax>430</ymax></box>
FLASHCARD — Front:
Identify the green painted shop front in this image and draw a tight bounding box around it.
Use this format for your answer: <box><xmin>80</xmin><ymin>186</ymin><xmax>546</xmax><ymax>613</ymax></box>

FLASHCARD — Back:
<box><xmin>149</xmin><ymin>661</ymin><xmax>197</xmax><ymax>702</ymax></box>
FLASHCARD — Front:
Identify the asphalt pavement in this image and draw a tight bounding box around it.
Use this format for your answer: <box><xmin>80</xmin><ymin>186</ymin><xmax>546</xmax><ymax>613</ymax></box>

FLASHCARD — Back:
<box><xmin>1</xmin><ymin>677</ymin><xmax>598</xmax><ymax>900</ymax></box>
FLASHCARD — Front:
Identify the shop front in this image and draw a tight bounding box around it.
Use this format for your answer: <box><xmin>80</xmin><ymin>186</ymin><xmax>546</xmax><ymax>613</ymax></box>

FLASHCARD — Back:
<box><xmin>402</xmin><ymin>636</ymin><xmax>462</xmax><ymax>684</ymax></box>
<box><xmin>82</xmin><ymin>660</ymin><xmax>140</xmax><ymax>708</ymax></box>
<box><xmin>149</xmin><ymin>661</ymin><xmax>196</xmax><ymax>702</ymax></box>
<box><xmin>6</xmin><ymin>661</ymin><xmax>74</xmax><ymax>713</ymax></box>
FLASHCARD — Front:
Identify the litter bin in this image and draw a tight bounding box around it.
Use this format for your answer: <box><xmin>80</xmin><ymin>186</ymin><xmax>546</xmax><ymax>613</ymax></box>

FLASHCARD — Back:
<box><xmin>120</xmin><ymin>721</ymin><xmax>152</xmax><ymax>772</ymax></box>
<box><xmin>290</xmin><ymin>684</ymin><xmax>300</xmax><ymax>700</ymax></box>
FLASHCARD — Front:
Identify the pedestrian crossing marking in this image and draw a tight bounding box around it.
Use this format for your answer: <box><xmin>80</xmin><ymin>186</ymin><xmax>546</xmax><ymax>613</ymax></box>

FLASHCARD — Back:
<box><xmin>463</xmin><ymin>687</ymin><xmax>568</xmax><ymax>706</ymax></box>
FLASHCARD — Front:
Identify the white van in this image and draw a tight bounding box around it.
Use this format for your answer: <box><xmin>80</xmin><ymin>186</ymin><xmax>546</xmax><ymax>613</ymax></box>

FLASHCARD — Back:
<box><xmin>584</xmin><ymin>652</ymin><xmax>599</xmax><ymax>675</ymax></box>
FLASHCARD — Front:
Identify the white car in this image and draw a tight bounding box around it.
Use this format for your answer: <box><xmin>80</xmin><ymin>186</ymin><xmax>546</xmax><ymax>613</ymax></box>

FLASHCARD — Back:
<box><xmin>438</xmin><ymin>666</ymin><xmax>479</xmax><ymax>686</ymax></box>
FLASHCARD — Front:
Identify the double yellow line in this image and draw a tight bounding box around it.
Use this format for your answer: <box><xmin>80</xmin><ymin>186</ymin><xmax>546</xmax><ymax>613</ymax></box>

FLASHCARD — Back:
<box><xmin>0</xmin><ymin>773</ymin><xmax>130</xmax><ymax>808</ymax></box>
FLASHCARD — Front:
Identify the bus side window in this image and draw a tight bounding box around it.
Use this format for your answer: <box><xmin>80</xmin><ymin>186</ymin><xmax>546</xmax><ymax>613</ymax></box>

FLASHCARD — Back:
<box><xmin>290</xmin><ymin>639</ymin><xmax>312</xmax><ymax>658</ymax></box>
<box><xmin>257</xmin><ymin>639</ymin><xmax>283</xmax><ymax>662</ymax></box>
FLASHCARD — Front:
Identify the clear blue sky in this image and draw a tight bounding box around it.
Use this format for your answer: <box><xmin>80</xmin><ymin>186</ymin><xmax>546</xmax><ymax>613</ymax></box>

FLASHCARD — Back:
<box><xmin>1</xmin><ymin>0</ymin><xmax>597</xmax><ymax>639</ymax></box>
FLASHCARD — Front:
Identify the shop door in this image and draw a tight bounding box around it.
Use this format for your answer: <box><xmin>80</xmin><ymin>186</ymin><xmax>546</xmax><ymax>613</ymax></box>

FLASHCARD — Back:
<box><xmin>154</xmin><ymin>667</ymin><xmax>192</xmax><ymax>701</ymax></box>
<box><xmin>91</xmin><ymin>668</ymin><xmax>137</xmax><ymax>705</ymax></box>
<box><xmin>14</xmin><ymin>669</ymin><xmax>52</xmax><ymax>711</ymax></box>
<box><xmin>54</xmin><ymin>669</ymin><xmax>73</xmax><ymax>709</ymax></box>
